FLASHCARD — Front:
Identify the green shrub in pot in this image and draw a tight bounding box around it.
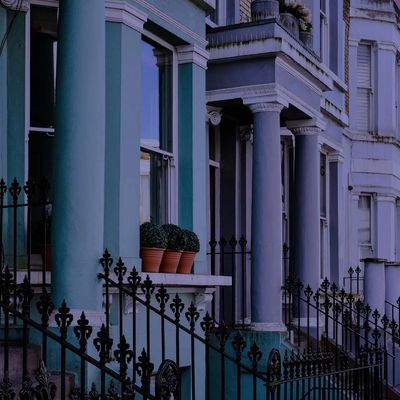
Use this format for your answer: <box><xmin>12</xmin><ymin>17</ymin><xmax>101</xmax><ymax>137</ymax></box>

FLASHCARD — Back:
<box><xmin>177</xmin><ymin>229</ymin><xmax>200</xmax><ymax>274</ymax></box>
<box><xmin>140</xmin><ymin>222</ymin><xmax>167</xmax><ymax>273</ymax></box>
<box><xmin>160</xmin><ymin>224</ymin><xmax>185</xmax><ymax>273</ymax></box>
<box><xmin>161</xmin><ymin>224</ymin><xmax>185</xmax><ymax>251</ymax></box>
<box><xmin>140</xmin><ymin>222</ymin><xmax>167</xmax><ymax>249</ymax></box>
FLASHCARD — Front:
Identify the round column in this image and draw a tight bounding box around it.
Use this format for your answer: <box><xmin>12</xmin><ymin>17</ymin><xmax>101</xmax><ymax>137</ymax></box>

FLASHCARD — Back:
<box><xmin>52</xmin><ymin>0</ymin><xmax>105</xmax><ymax>311</ymax></box>
<box><xmin>385</xmin><ymin>262</ymin><xmax>400</xmax><ymax>318</ymax></box>
<box><xmin>292</xmin><ymin>128</ymin><xmax>321</xmax><ymax>292</ymax></box>
<box><xmin>249</xmin><ymin>102</ymin><xmax>284</xmax><ymax>330</ymax></box>
<box><xmin>364</xmin><ymin>258</ymin><xmax>386</xmax><ymax>317</ymax></box>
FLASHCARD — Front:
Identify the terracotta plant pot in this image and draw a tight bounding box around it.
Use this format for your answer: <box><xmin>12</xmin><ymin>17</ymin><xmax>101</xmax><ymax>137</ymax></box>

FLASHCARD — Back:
<box><xmin>140</xmin><ymin>247</ymin><xmax>164</xmax><ymax>273</ymax></box>
<box><xmin>41</xmin><ymin>245</ymin><xmax>52</xmax><ymax>271</ymax></box>
<box><xmin>159</xmin><ymin>250</ymin><xmax>182</xmax><ymax>273</ymax></box>
<box><xmin>177</xmin><ymin>251</ymin><xmax>196</xmax><ymax>274</ymax></box>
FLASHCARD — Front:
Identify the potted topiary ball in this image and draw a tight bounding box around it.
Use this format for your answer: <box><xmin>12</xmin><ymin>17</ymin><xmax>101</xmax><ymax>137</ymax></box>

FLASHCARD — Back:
<box><xmin>159</xmin><ymin>224</ymin><xmax>185</xmax><ymax>273</ymax></box>
<box><xmin>140</xmin><ymin>222</ymin><xmax>167</xmax><ymax>273</ymax></box>
<box><xmin>177</xmin><ymin>229</ymin><xmax>200</xmax><ymax>274</ymax></box>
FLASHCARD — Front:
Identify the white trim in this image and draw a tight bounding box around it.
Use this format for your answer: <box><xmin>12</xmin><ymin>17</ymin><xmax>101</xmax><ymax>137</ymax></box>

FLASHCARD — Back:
<box><xmin>176</xmin><ymin>44</ymin><xmax>209</xmax><ymax>69</ymax></box>
<box><xmin>1</xmin><ymin>0</ymin><xmax>29</xmax><ymax>11</ymax></box>
<box><xmin>251</xmin><ymin>322</ymin><xmax>287</xmax><ymax>332</ymax></box>
<box><xmin>134</xmin><ymin>0</ymin><xmax>208</xmax><ymax>46</ymax></box>
<box><xmin>105</xmin><ymin>0</ymin><xmax>147</xmax><ymax>33</ymax></box>
<box><xmin>207</xmin><ymin>83</ymin><xmax>326</xmax><ymax>126</ymax></box>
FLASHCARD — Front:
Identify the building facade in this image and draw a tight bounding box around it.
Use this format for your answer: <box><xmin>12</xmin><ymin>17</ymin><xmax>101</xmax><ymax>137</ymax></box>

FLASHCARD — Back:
<box><xmin>2</xmin><ymin>0</ymin><xmax>400</xmax><ymax>397</ymax></box>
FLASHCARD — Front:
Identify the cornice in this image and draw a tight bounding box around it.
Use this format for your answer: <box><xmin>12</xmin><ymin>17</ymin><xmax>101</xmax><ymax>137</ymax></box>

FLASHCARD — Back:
<box><xmin>289</xmin><ymin>126</ymin><xmax>322</xmax><ymax>136</ymax></box>
<box><xmin>105</xmin><ymin>0</ymin><xmax>148</xmax><ymax>33</ymax></box>
<box><xmin>176</xmin><ymin>44</ymin><xmax>209</xmax><ymax>69</ymax></box>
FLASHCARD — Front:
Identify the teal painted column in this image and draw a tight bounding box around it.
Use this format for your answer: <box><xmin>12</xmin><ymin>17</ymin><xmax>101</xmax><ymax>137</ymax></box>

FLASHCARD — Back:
<box><xmin>249</xmin><ymin>102</ymin><xmax>285</xmax><ymax>330</ymax></box>
<box><xmin>104</xmin><ymin>22</ymin><xmax>142</xmax><ymax>268</ymax></box>
<box><xmin>0</xmin><ymin>7</ymin><xmax>7</xmax><ymax>179</ymax></box>
<box><xmin>6</xmin><ymin>9</ymin><xmax>26</xmax><ymax>260</ymax></box>
<box><xmin>178</xmin><ymin>47</ymin><xmax>208</xmax><ymax>274</ymax></box>
<box><xmin>52</xmin><ymin>0</ymin><xmax>105</xmax><ymax>310</ymax></box>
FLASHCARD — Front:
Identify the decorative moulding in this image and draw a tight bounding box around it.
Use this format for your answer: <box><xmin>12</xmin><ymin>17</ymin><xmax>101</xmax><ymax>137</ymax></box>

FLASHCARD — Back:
<box><xmin>176</xmin><ymin>44</ymin><xmax>210</xmax><ymax>69</ymax></box>
<box><xmin>0</xmin><ymin>0</ymin><xmax>29</xmax><ymax>11</ymax></box>
<box><xmin>207</xmin><ymin>106</ymin><xmax>222</xmax><ymax>126</ymax></box>
<box><xmin>105</xmin><ymin>0</ymin><xmax>147</xmax><ymax>33</ymax></box>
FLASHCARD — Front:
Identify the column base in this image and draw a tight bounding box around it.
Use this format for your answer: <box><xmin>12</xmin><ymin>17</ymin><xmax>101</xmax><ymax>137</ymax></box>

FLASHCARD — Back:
<box><xmin>251</xmin><ymin>322</ymin><xmax>287</xmax><ymax>332</ymax></box>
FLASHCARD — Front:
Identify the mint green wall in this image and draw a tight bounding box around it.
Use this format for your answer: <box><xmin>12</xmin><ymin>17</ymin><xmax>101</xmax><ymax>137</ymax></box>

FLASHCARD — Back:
<box><xmin>129</xmin><ymin>0</ymin><xmax>206</xmax><ymax>44</ymax></box>
<box><xmin>105</xmin><ymin>22</ymin><xmax>142</xmax><ymax>268</ymax></box>
<box><xmin>0</xmin><ymin>8</ymin><xmax>7</xmax><ymax>180</ymax></box>
<box><xmin>178</xmin><ymin>63</ymin><xmax>208</xmax><ymax>274</ymax></box>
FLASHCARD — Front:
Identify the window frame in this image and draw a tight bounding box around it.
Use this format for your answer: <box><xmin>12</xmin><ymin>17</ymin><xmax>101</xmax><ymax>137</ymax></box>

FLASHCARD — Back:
<box><xmin>357</xmin><ymin>193</ymin><xmax>374</xmax><ymax>257</ymax></box>
<box><xmin>319</xmin><ymin>149</ymin><xmax>330</xmax><ymax>281</ymax></box>
<box><xmin>320</xmin><ymin>0</ymin><xmax>330</xmax><ymax>65</ymax></box>
<box><xmin>356</xmin><ymin>42</ymin><xmax>375</xmax><ymax>133</ymax></box>
<box><xmin>139</xmin><ymin>30</ymin><xmax>179</xmax><ymax>225</ymax></box>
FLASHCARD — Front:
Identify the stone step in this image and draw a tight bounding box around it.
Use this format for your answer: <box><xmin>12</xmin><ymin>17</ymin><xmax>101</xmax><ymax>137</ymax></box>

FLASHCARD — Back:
<box><xmin>0</xmin><ymin>345</ymin><xmax>76</xmax><ymax>400</ymax></box>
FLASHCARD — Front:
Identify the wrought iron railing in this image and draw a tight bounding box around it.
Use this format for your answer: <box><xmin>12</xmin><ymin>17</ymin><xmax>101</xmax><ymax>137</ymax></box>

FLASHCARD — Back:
<box><xmin>207</xmin><ymin>236</ymin><xmax>251</xmax><ymax>327</ymax></box>
<box><xmin>0</xmin><ymin>268</ymin><xmax>175</xmax><ymax>399</ymax></box>
<box><xmin>283</xmin><ymin>275</ymin><xmax>400</xmax><ymax>394</ymax></box>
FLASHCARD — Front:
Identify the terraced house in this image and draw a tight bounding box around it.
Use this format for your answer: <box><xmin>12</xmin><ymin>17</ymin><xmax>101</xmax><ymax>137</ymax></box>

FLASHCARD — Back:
<box><xmin>0</xmin><ymin>0</ymin><xmax>400</xmax><ymax>399</ymax></box>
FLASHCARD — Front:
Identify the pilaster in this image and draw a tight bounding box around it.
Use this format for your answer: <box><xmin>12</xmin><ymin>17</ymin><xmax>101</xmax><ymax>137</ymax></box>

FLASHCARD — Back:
<box><xmin>375</xmin><ymin>194</ymin><xmax>396</xmax><ymax>260</ymax></box>
<box><xmin>104</xmin><ymin>21</ymin><xmax>142</xmax><ymax>268</ymax></box>
<box><xmin>178</xmin><ymin>47</ymin><xmax>208</xmax><ymax>274</ymax></box>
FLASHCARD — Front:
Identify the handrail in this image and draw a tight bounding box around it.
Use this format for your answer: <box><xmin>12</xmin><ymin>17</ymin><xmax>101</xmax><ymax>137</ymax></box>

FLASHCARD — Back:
<box><xmin>0</xmin><ymin>300</ymin><xmax>152</xmax><ymax>398</ymax></box>
<box><xmin>98</xmin><ymin>272</ymin><xmax>269</xmax><ymax>383</ymax></box>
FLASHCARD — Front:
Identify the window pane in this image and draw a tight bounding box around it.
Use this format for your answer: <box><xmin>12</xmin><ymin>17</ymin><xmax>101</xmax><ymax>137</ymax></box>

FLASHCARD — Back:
<box><xmin>30</xmin><ymin>7</ymin><xmax>58</xmax><ymax>128</ymax></box>
<box><xmin>358</xmin><ymin>195</ymin><xmax>371</xmax><ymax>244</ymax></box>
<box><xmin>140</xmin><ymin>40</ymin><xmax>173</xmax><ymax>152</ymax></box>
<box><xmin>140</xmin><ymin>150</ymin><xmax>169</xmax><ymax>225</ymax></box>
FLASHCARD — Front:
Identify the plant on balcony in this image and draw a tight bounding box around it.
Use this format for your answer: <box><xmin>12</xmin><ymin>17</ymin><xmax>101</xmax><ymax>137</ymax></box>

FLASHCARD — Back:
<box><xmin>140</xmin><ymin>222</ymin><xmax>167</xmax><ymax>273</ymax></box>
<box><xmin>278</xmin><ymin>1</ymin><xmax>312</xmax><ymax>44</ymax></box>
<box><xmin>159</xmin><ymin>224</ymin><xmax>185</xmax><ymax>273</ymax></box>
<box><xmin>177</xmin><ymin>229</ymin><xmax>200</xmax><ymax>274</ymax></box>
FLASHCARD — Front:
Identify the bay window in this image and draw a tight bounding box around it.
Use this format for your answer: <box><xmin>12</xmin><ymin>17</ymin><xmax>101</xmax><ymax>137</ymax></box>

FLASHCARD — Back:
<box><xmin>140</xmin><ymin>37</ymin><xmax>176</xmax><ymax>225</ymax></box>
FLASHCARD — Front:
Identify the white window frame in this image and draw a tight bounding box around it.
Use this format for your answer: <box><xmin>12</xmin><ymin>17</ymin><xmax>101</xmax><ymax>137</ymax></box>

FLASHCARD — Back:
<box><xmin>206</xmin><ymin>0</ymin><xmax>227</xmax><ymax>27</ymax></box>
<box><xmin>139</xmin><ymin>30</ymin><xmax>179</xmax><ymax>225</ymax></box>
<box><xmin>357</xmin><ymin>193</ymin><xmax>374</xmax><ymax>258</ymax></box>
<box><xmin>319</xmin><ymin>149</ymin><xmax>330</xmax><ymax>281</ymax></box>
<box><xmin>320</xmin><ymin>0</ymin><xmax>330</xmax><ymax>65</ymax></box>
<box><xmin>356</xmin><ymin>42</ymin><xmax>375</xmax><ymax>133</ymax></box>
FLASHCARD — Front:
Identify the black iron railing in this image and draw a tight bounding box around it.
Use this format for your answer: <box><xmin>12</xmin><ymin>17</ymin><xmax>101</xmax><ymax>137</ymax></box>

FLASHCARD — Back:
<box><xmin>283</xmin><ymin>275</ymin><xmax>400</xmax><ymax>394</ymax></box>
<box><xmin>0</xmin><ymin>268</ymin><xmax>177</xmax><ymax>399</ymax></box>
<box><xmin>207</xmin><ymin>236</ymin><xmax>251</xmax><ymax>328</ymax></box>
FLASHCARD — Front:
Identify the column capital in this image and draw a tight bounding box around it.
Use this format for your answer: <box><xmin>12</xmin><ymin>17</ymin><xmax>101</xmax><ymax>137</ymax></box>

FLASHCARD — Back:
<box><xmin>290</xmin><ymin>126</ymin><xmax>322</xmax><ymax>136</ymax></box>
<box><xmin>206</xmin><ymin>106</ymin><xmax>222</xmax><ymax>126</ymax></box>
<box><xmin>248</xmin><ymin>102</ymin><xmax>284</xmax><ymax>114</ymax></box>
<box><xmin>176</xmin><ymin>44</ymin><xmax>209</xmax><ymax>69</ymax></box>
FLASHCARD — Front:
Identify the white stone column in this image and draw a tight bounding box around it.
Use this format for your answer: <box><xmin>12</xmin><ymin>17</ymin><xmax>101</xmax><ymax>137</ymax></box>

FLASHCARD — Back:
<box><xmin>376</xmin><ymin>195</ymin><xmax>396</xmax><ymax>260</ymax></box>
<box><xmin>248</xmin><ymin>102</ymin><xmax>285</xmax><ymax>330</ymax></box>
<box><xmin>364</xmin><ymin>258</ymin><xmax>387</xmax><ymax>317</ymax></box>
<box><xmin>291</xmin><ymin>126</ymin><xmax>321</xmax><ymax>292</ymax></box>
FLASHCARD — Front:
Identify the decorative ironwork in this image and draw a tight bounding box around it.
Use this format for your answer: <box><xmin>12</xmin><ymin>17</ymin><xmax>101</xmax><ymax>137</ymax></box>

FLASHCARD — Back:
<box><xmin>155</xmin><ymin>360</ymin><xmax>180</xmax><ymax>400</ymax></box>
<box><xmin>114</xmin><ymin>335</ymin><xmax>134</xmax><ymax>379</ymax></box>
<box><xmin>93</xmin><ymin>324</ymin><xmax>113</xmax><ymax>364</ymax></box>
<box><xmin>136</xmin><ymin>349</ymin><xmax>154</xmax><ymax>394</ymax></box>
<box><xmin>0</xmin><ymin>372</ymin><xmax>16</xmax><ymax>400</ymax></box>
<box><xmin>33</xmin><ymin>361</ymin><xmax>56</xmax><ymax>400</ymax></box>
<box><xmin>73</xmin><ymin>312</ymin><xmax>92</xmax><ymax>352</ymax></box>
<box><xmin>55</xmin><ymin>300</ymin><xmax>73</xmax><ymax>339</ymax></box>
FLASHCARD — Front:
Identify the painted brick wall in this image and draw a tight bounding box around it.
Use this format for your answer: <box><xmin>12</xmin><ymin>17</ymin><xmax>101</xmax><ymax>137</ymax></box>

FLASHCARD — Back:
<box><xmin>240</xmin><ymin>0</ymin><xmax>252</xmax><ymax>22</ymax></box>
